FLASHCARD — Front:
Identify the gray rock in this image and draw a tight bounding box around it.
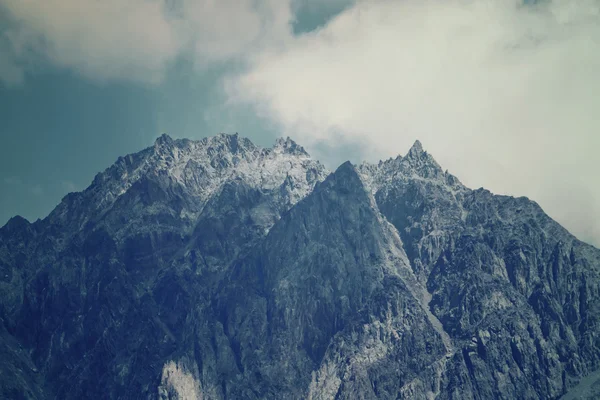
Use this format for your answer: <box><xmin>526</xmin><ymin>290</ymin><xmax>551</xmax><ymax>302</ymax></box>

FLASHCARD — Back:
<box><xmin>0</xmin><ymin>134</ymin><xmax>599</xmax><ymax>400</ymax></box>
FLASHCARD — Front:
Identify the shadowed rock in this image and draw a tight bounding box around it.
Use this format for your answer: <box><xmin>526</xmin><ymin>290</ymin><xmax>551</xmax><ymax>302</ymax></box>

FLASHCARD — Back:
<box><xmin>1</xmin><ymin>134</ymin><xmax>599</xmax><ymax>399</ymax></box>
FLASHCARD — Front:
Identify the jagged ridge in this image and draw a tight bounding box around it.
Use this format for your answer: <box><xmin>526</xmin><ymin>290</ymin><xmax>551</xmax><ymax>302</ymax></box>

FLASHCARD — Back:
<box><xmin>1</xmin><ymin>133</ymin><xmax>599</xmax><ymax>400</ymax></box>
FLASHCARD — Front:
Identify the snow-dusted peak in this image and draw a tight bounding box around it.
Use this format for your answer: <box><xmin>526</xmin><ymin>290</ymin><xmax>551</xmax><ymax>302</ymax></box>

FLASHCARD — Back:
<box><xmin>65</xmin><ymin>133</ymin><xmax>329</xmax><ymax>224</ymax></box>
<box><xmin>272</xmin><ymin>137</ymin><xmax>309</xmax><ymax>156</ymax></box>
<box><xmin>407</xmin><ymin>139</ymin><xmax>424</xmax><ymax>156</ymax></box>
<box><xmin>155</xmin><ymin>133</ymin><xmax>174</xmax><ymax>146</ymax></box>
<box><xmin>403</xmin><ymin>139</ymin><xmax>442</xmax><ymax>171</ymax></box>
<box><xmin>202</xmin><ymin>132</ymin><xmax>257</xmax><ymax>155</ymax></box>
<box><xmin>358</xmin><ymin>140</ymin><xmax>465</xmax><ymax>195</ymax></box>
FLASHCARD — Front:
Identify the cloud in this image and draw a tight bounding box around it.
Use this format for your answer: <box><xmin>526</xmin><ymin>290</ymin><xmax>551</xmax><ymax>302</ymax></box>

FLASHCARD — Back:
<box><xmin>227</xmin><ymin>0</ymin><xmax>600</xmax><ymax>246</ymax></box>
<box><xmin>0</xmin><ymin>0</ymin><xmax>598</xmax><ymax>246</ymax></box>
<box><xmin>0</xmin><ymin>0</ymin><xmax>294</xmax><ymax>84</ymax></box>
<box><xmin>0</xmin><ymin>0</ymin><xmax>181</xmax><ymax>83</ymax></box>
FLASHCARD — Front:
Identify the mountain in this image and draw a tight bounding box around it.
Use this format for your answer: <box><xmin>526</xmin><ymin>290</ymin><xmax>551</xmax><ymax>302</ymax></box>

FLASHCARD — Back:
<box><xmin>1</xmin><ymin>133</ymin><xmax>599</xmax><ymax>399</ymax></box>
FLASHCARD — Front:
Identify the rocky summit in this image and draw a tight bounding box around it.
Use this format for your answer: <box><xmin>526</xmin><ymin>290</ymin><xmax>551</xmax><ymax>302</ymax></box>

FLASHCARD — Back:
<box><xmin>1</xmin><ymin>133</ymin><xmax>599</xmax><ymax>400</ymax></box>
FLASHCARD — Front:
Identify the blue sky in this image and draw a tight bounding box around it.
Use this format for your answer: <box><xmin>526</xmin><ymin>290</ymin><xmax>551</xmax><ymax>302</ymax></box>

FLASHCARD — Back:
<box><xmin>1</xmin><ymin>0</ymin><xmax>599</xmax><ymax>246</ymax></box>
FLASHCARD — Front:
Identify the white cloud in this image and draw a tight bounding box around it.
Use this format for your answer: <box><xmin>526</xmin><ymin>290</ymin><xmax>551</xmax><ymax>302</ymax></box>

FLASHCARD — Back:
<box><xmin>0</xmin><ymin>0</ymin><xmax>181</xmax><ymax>83</ymax></box>
<box><xmin>0</xmin><ymin>0</ymin><xmax>598</xmax><ymax>246</ymax></box>
<box><xmin>227</xmin><ymin>0</ymin><xmax>600</xmax><ymax>246</ymax></box>
<box><xmin>0</xmin><ymin>0</ymin><xmax>294</xmax><ymax>84</ymax></box>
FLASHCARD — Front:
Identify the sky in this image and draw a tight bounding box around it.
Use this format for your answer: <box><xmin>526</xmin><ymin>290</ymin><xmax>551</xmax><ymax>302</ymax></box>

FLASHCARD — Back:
<box><xmin>0</xmin><ymin>0</ymin><xmax>599</xmax><ymax>247</ymax></box>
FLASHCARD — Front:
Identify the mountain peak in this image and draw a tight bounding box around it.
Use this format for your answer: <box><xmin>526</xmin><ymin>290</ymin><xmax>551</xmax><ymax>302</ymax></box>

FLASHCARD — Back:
<box><xmin>3</xmin><ymin>131</ymin><xmax>600</xmax><ymax>400</ymax></box>
<box><xmin>209</xmin><ymin>132</ymin><xmax>256</xmax><ymax>155</ymax></box>
<box><xmin>402</xmin><ymin>139</ymin><xmax>444</xmax><ymax>175</ymax></box>
<box><xmin>52</xmin><ymin>132</ymin><xmax>329</xmax><ymax>231</ymax></box>
<box><xmin>273</xmin><ymin>136</ymin><xmax>309</xmax><ymax>156</ymax></box>
<box><xmin>153</xmin><ymin>133</ymin><xmax>176</xmax><ymax>156</ymax></box>
<box><xmin>407</xmin><ymin>139</ymin><xmax>424</xmax><ymax>157</ymax></box>
<box><xmin>2</xmin><ymin>215</ymin><xmax>30</xmax><ymax>231</ymax></box>
<box><xmin>329</xmin><ymin>161</ymin><xmax>369</xmax><ymax>195</ymax></box>
<box><xmin>155</xmin><ymin>133</ymin><xmax>174</xmax><ymax>145</ymax></box>
<box><xmin>336</xmin><ymin>160</ymin><xmax>355</xmax><ymax>172</ymax></box>
<box><xmin>215</xmin><ymin>132</ymin><xmax>238</xmax><ymax>140</ymax></box>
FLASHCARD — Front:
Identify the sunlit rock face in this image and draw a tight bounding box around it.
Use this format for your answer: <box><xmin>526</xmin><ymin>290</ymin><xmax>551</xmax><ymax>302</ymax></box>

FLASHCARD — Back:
<box><xmin>158</xmin><ymin>360</ymin><xmax>203</xmax><ymax>400</ymax></box>
<box><xmin>1</xmin><ymin>134</ymin><xmax>600</xmax><ymax>399</ymax></box>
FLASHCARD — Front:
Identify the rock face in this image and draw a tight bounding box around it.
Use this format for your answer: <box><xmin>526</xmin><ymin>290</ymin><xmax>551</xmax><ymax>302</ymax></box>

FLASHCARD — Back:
<box><xmin>1</xmin><ymin>133</ymin><xmax>599</xmax><ymax>399</ymax></box>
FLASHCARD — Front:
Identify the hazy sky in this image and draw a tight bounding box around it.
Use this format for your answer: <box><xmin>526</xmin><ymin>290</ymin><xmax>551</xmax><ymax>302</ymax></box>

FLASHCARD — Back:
<box><xmin>1</xmin><ymin>0</ymin><xmax>598</xmax><ymax>247</ymax></box>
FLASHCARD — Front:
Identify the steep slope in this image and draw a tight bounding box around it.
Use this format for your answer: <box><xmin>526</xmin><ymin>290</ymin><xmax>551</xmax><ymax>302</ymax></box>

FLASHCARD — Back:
<box><xmin>0</xmin><ymin>134</ymin><xmax>328</xmax><ymax>399</ymax></box>
<box><xmin>47</xmin><ymin>133</ymin><xmax>327</xmax><ymax>242</ymax></box>
<box><xmin>1</xmin><ymin>133</ymin><xmax>600</xmax><ymax>399</ymax></box>
<box><xmin>211</xmin><ymin>162</ymin><xmax>449</xmax><ymax>399</ymax></box>
<box><xmin>359</xmin><ymin>141</ymin><xmax>600</xmax><ymax>399</ymax></box>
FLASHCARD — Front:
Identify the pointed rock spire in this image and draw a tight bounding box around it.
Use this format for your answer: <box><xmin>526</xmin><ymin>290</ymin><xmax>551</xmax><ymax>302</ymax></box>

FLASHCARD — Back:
<box><xmin>155</xmin><ymin>133</ymin><xmax>174</xmax><ymax>146</ymax></box>
<box><xmin>273</xmin><ymin>136</ymin><xmax>309</xmax><ymax>156</ymax></box>
<box><xmin>209</xmin><ymin>132</ymin><xmax>257</xmax><ymax>155</ymax></box>
<box><xmin>3</xmin><ymin>215</ymin><xmax>30</xmax><ymax>231</ymax></box>
<box><xmin>153</xmin><ymin>133</ymin><xmax>176</xmax><ymax>158</ymax></box>
<box><xmin>328</xmin><ymin>161</ymin><xmax>370</xmax><ymax>197</ymax></box>
<box><xmin>401</xmin><ymin>139</ymin><xmax>445</xmax><ymax>178</ymax></box>
<box><xmin>407</xmin><ymin>139</ymin><xmax>425</xmax><ymax>158</ymax></box>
